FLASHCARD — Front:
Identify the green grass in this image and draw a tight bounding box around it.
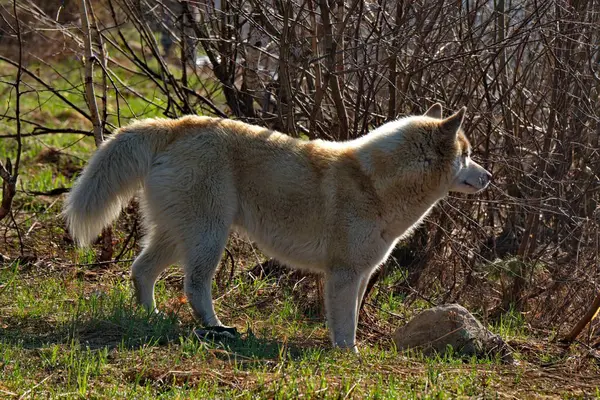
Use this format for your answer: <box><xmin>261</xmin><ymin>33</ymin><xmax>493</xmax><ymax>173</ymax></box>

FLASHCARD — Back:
<box><xmin>1</xmin><ymin>258</ymin><xmax>598</xmax><ymax>398</ymax></box>
<box><xmin>0</xmin><ymin>268</ymin><xmax>463</xmax><ymax>398</ymax></box>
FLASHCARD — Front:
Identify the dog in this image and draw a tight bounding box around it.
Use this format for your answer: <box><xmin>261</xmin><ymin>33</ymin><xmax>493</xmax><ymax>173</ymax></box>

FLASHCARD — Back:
<box><xmin>63</xmin><ymin>103</ymin><xmax>491</xmax><ymax>352</ymax></box>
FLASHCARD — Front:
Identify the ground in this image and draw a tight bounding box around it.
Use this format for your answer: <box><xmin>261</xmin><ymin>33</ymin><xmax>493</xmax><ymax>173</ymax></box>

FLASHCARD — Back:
<box><xmin>1</xmin><ymin>252</ymin><xmax>599</xmax><ymax>398</ymax></box>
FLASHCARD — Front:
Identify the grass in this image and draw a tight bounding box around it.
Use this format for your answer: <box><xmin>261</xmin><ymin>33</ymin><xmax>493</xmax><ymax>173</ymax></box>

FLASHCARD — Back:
<box><xmin>2</xmin><ymin>246</ymin><xmax>599</xmax><ymax>399</ymax></box>
<box><xmin>1</xmin><ymin>48</ymin><xmax>600</xmax><ymax>399</ymax></box>
<box><xmin>4</xmin><ymin>258</ymin><xmax>593</xmax><ymax>399</ymax></box>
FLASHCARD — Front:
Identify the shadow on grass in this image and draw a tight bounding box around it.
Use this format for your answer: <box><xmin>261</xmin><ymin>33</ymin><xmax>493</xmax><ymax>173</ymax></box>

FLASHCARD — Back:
<box><xmin>0</xmin><ymin>314</ymin><xmax>70</xmax><ymax>348</ymax></box>
<box><xmin>0</xmin><ymin>305</ymin><xmax>324</xmax><ymax>362</ymax></box>
<box><xmin>0</xmin><ymin>308</ymin><xmax>182</xmax><ymax>350</ymax></box>
<box><xmin>197</xmin><ymin>327</ymin><xmax>327</xmax><ymax>363</ymax></box>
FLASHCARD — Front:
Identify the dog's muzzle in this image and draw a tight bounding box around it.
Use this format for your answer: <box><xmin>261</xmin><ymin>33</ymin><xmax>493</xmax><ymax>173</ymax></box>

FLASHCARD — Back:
<box><xmin>452</xmin><ymin>163</ymin><xmax>492</xmax><ymax>193</ymax></box>
<box><xmin>479</xmin><ymin>170</ymin><xmax>492</xmax><ymax>189</ymax></box>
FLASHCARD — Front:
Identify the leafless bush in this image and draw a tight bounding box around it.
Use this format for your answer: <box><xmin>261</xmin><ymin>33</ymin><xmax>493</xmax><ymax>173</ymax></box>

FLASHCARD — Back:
<box><xmin>1</xmin><ymin>0</ymin><xmax>599</xmax><ymax>335</ymax></box>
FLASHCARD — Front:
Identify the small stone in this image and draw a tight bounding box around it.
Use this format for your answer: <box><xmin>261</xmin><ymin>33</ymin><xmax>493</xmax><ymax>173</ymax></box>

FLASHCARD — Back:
<box><xmin>393</xmin><ymin>303</ymin><xmax>513</xmax><ymax>363</ymax></box>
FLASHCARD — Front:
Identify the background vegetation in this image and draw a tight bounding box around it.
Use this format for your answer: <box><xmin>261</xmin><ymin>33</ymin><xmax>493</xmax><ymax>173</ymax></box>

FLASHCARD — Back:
<box><xmin>1</xmin><ymin>0</ymin><xmax>599</xmax><ymax>397</ymax></box>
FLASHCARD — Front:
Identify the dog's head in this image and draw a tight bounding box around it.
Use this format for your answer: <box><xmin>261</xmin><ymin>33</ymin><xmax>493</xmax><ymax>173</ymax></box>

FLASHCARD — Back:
<box><xmin>423</xmin><ymin>104</ymin><xmax>492</xmax><ymax>194</ymax></box>
<box><xmin>357</xmin><ymin>104</ymin><xmax>491</xmax><ymax>196</ymax></box>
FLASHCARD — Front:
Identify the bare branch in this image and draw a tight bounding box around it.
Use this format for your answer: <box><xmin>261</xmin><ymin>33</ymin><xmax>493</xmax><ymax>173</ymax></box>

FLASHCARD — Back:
<box><xmin>0</xmin><ymin>0</ymin><xmax>23</xmax><ymax>223</ymax></box>
<box><xmin>79</xmin><ymin>0</ymin><xmax>103</xmax><ymax>146</ymax></box>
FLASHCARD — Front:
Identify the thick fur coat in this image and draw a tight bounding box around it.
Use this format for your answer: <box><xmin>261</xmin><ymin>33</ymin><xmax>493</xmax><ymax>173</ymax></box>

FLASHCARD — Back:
<box><xmin>64</xmin><ymin>104</ymin><xmax>491</xmax><ymax>351</ymax></box>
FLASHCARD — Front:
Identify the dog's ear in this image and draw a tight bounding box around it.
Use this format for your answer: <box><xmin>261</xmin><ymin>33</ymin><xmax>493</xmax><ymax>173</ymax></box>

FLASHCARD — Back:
<box><xmin>440</xmin><ymin>107</ymin><xmax>466</xmax><ymax>135</ymax></box>
<box><xmin>424</xmin><ymin>103</ymin><xmax>443</xmax><ymax>119</ymax></box>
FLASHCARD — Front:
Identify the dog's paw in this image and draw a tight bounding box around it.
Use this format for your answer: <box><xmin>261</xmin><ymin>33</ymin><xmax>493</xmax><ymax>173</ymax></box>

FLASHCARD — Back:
<box><xmin>194</xmin><ymin>325</ymin><xmax>239</xmax><ymax>342</ymax></box>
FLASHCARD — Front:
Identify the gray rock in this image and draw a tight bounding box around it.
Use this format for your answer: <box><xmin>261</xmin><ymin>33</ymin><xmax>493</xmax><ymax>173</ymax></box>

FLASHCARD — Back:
<box><xmin>392</xmin><ymin>304</ymin><xmax>513</xmax><ymax>362</ymax></box>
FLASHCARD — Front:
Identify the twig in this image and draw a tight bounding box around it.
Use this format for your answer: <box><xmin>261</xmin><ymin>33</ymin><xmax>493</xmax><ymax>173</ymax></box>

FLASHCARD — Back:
<box><xmin>224</xmin><ymin>247</ymin><xmax>236</xmax><ymax>287</ymax></box>
<box><xmin>18</xmin><ymin>374</ymin><xmax>53</xmax><ymax>399</ymax></box>
<box><xmin>87</xmin><ymin>0</ymin><xmax>109</xmax><ymax>134</ymax></box>
<box><xmin>9</xmin><ymin>209</ymin><xmax>24</xmax><ymax>256</ymax></box>
<box><xmin>0</xmin><ymin>389</ymin><xmax>17</xmax><ymax>397</ymax></box>
<box><xmin>114</xmin><ymin>219</ymin><xmax>138</xmax><ymax>263</ymax></box>
<box><xmin>79</xmin><ymin>0</ymin><xmax>103</xmax><ymax>146</ymax></box>
<box><xmin>22</xmin><ymin>187</ymin><xmax>70</xmax><ymax>196</ymax></box>
<box><xmin>0</xmin><ymin>1</ymin><xmax>23</xmax><ymax>224</ymax></box>
<box><xmin>12</xmin><ymin>0</ymin><xmax>22</xmax><ymax>176</ymax></box>
<box><xmin>363</xmin><ymin>302</ymin><xmax>406</xmax><ymax>321</ymax></box>
<box><xmin>214</xmin><ymin>284</ymin><xmax>241</xmax><ymax>303</ymax></box>
<box><xmin>0</xmin><ymin>129</ymin><xmax>92</xmax><ymax>139</ymax></box>
<box><xmin>559</xmin><ymin>291</ymin><xmax>600</xmax><ymax>345</ymax></box>
<box><xmin>317</xmin><ymin>0</ymin><xmax>348</xmax><ymax>139</ymax></box>
<box><xmin>0</xmin><ymin>160</ymin><xmax>17</xmax><ymax>221</ymax></box>
<box><xmin>64</xmin><ymin>258</ymin><xmax>135</xmax><ymax>267</ymax></box>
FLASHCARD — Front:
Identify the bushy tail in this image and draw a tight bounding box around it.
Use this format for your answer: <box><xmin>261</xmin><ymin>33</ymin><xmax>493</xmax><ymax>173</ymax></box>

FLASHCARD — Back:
<box><xmin>63</xmin><ymin>122</ymin><xmax>166</xmax><ymax>246</ymax></box>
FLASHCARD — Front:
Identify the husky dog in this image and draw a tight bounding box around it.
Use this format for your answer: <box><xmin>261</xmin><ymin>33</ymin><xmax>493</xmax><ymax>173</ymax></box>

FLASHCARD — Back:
<box><xmin>64</xmin><ymin>104</ymin><xmax>491</xmax><ymax>351</ymax></box>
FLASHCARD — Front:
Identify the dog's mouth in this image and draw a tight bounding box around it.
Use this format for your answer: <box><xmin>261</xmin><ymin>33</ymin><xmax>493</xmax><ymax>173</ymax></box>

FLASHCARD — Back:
<box><xmin>464</xmin><ymin>181</ymin><xmax>479</xmax><ymax>190</ymax></box>
<box><xmin>451</xmin><ymin>180</ymin><xmax>483</xmax><ymax>194</ymax></box>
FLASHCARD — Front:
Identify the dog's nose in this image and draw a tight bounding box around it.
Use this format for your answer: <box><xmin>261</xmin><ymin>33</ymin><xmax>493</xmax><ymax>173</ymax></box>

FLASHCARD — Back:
<box><xmin>481</xmin><ymin>170</ymin><xmax>492</xmax><ymax>186</ymax></box>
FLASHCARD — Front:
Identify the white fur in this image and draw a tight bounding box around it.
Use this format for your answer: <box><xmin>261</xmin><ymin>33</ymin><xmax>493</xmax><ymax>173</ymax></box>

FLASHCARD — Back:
<box><xmin>64</xmin><ymin>106</ymin><xmax>491</xmax><ymax>351</ymax></box>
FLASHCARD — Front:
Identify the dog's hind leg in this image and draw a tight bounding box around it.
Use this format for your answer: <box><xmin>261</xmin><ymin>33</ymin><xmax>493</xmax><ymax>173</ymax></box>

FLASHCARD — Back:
<box><xmin>182</xmin><ymin>222</ymin><xmax>230</xmax><ymax>328</ymax></box>
<box><xmin>131</xmin><ymin>230</ymin><xmax>179</xmax><ymax>313</ymax></box>
<box><xmin>145</xmin><ymin>151</ymin><xmax>235</xmax><ymax>328</ymax></box>
<box><xmin>324</xmin><ymin>268</ymin><xmax>362</xmax><ymax>352</ymax></box>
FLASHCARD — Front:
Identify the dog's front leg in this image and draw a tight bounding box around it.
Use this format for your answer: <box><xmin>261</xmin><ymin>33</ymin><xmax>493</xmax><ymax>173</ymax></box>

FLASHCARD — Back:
<box><xmin>324</xmin><ymin>268</ymin><xmax>362</xmax><ymax>353</ymax></box>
